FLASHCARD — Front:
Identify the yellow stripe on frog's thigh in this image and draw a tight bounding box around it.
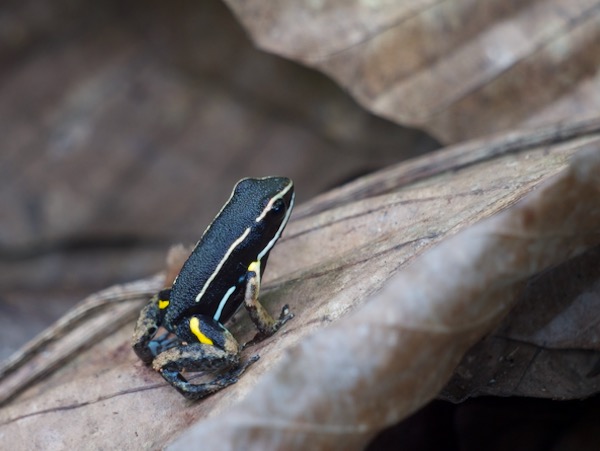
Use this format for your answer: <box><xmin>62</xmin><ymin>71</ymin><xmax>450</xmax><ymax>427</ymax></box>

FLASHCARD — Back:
<box><xmin>189</xmin><ymin>317</ymin><xmax>214</xmax><ymax>345</ymax></box>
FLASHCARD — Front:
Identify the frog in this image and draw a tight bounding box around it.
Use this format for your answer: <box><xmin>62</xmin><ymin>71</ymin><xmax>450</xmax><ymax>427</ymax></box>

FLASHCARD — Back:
<box><xmin>132</xmin><ymin>176</ymin><xmax>295</xmax><ymax>400</ymax></box>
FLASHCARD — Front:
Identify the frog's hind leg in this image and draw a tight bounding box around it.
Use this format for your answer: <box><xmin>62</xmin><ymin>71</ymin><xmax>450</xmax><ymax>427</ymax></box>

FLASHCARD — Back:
<box><xmin>132</xmin><ymin>295</ymin><xmax>162</xmax><ymax>364</ymax></box>
<box><xmin>152</xmin><ymin>344</ymin><xmax>258</xmax><ymax>400</ymax></box>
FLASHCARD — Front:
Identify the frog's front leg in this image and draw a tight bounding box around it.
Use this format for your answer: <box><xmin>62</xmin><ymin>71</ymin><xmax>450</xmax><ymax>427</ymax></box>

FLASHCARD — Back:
<box><xmin>244</xmin><ymin>261</ymin><xmax>294</xmax><ymax>342</ymax></box>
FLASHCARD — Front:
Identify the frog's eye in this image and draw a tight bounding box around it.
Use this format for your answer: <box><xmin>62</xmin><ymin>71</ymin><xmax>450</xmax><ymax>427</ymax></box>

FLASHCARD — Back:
<box><xmin>270</xmin><ymin>198</ymin><xmax>286</xmax><ymax>216</ymax></box>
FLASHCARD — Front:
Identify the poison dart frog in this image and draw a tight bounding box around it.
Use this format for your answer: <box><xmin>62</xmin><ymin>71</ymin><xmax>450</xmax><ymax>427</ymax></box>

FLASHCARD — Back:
<box><xmin>132</xmin><ymin>176</ymin><xmax>295</xmax><ymax>400</ymax></box>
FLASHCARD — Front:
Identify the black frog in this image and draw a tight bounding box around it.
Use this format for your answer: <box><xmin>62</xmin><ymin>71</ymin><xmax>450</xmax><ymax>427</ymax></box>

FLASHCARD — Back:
<box><xmin>132</xmin><ymin>177</ymin><xmax>294</xmax><ymax>400</ymax></box>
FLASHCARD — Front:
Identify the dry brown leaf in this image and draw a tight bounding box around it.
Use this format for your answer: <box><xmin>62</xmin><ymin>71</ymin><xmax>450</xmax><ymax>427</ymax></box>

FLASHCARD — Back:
<box><xmin>1</xmin><ymin>1</ymin><xmax>437</xmax><ymax>363</ymax></box>
<box><xmin>168</xmin><ymin>145</ymin><xmax>600</xmax><ymax>449</ymax></box>
<box><xmin>224</xmin><ymin>0</ymin><xmax>600</xmax><ymax>143</ymax></box>
<box><xmin>1</xmin><ymin>122</ymin><xmax>599</xmax><ymax>448</ymax></box>
<box><xmin>443</xmin><ymin>243</ymin><xmax>600</xmax><ymax>401</ymax></box>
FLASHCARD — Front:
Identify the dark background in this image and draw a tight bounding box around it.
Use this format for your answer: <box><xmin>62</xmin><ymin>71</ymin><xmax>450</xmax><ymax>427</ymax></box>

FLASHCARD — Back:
<box><xmin>0</xmin><ymin>0</ymin><xmax>436</xmax><ymax>359</ymax></box>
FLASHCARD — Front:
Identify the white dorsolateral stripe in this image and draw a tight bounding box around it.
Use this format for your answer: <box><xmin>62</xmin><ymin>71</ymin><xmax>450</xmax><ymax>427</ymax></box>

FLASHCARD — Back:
<box><xmin>255</xmin><ymin>181</ymin><xmax>294</xmax><ymax>223</ymax></box>
<box><xmin>195</xmin><ymin>227</ymin><xmax>251</xmax><ymax>303</ymax></box>
<box><xmin>257</xmin><ymin>191</ymin><xmax>295</xmax><ymax>261</ymax></box>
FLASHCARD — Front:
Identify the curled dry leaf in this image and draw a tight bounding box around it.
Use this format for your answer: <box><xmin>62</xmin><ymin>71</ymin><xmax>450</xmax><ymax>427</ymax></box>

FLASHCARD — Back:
<box><xmin>0</xmin><ymin>277</ymin><xmax>163</xmax><ymax>407</ymax></box>
<box><xmin>168</xmin><ymin>142</ymin><xmax>600</xmax><ymax>448</ymax></box>
<box><xmin>443</xmin><ymin>242</ymin><xmax>600</xmax><ymax>401</ymax></box>
<box><xmin>1</xmin><ymin>122</ymin><xmax>599</xmax><ymax>448</ymax></box>
<box><xmin>224</xmin><ymin>0</ymin><xmax>600</xmax><ymax>143</ymax></box>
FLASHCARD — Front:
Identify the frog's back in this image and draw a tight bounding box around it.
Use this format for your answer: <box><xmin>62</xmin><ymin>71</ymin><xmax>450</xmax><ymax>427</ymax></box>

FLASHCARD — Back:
<box><xmin>166</xmin><ymin>177</ymin><xmax>294</xmax><ymax>325</ymax></box>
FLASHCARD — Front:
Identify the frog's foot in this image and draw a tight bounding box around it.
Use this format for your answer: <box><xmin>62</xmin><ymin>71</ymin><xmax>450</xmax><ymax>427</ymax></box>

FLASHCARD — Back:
<box><xmin>276</xmin><ymin>304</ymin><xmax>294</xmax><ymax>328</ymax></box>
<box><xmin>242</xmin><ymin>305</ymin><xmax>293</xmax><ymax>350</ymax></box>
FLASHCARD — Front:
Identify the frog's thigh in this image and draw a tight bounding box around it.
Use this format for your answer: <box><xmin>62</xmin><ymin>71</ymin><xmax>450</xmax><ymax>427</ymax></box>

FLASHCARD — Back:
<box><xmin>153</xmin><ymin>343</ymin><xmax>239</xmax><ymax>373</ymax></box>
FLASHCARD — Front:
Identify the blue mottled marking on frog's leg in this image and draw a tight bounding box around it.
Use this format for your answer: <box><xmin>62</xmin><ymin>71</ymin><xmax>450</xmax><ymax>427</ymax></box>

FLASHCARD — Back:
<box><xmin>148</xmin><ymin>333</ymin><xmax>179</xmax><ymax>357</ymax></box>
